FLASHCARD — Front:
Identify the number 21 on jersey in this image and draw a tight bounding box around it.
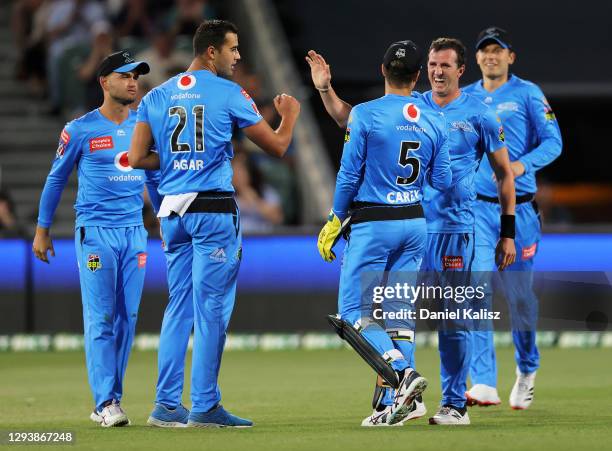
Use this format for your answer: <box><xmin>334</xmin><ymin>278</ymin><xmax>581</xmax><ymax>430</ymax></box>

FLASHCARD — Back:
<box><xmin>169</xmin><ymin>105</ymin><xmax>205</xmax><ymax>153</ymax></box>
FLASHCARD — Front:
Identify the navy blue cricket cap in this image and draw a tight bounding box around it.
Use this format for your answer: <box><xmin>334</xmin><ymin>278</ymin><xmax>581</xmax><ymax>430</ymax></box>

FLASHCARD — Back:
<box><xmin>383</xmin><ymin>40</ymin><xmax>422</xmax><ymax>73</ymax></box>
<box><xmin>475</xmin><ymin>26</ymin><xmax>512</xmax><ymax>50</ymax></box>
<box><xmin>97</xmin><ymin>50</ymin><xmax>150</xmax><ymax>77</ymax></box>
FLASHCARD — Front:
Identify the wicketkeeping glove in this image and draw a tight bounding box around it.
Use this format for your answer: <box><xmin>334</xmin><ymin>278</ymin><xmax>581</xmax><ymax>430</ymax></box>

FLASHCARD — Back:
<box><xmin>317</xmin><ymin>210</ymin><xmax>346</xmax><ymax>262</ymax></box>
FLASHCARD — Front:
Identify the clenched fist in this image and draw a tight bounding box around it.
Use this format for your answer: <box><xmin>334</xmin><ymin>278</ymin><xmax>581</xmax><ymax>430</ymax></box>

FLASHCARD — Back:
<box><xmin>273</xmin><ymin>93</ymin><xmax>301</xmax><ymax>120</ymax></box>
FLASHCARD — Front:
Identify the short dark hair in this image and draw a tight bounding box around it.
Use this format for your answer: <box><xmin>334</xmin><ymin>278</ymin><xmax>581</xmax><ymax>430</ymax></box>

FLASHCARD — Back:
<box><xmin>429</xmin><ymin>37</ymin><xmax>466</xmax><ymax>67</ymax></box>
<box><xmin>193</xmin><ymin>20</ymin><xmax>239</xmax><ymax>56</ymax></box>
<box><xmin>385</xmin><ymin>60</ymin><xmax>419</xmax><ymax>87</ymax></box>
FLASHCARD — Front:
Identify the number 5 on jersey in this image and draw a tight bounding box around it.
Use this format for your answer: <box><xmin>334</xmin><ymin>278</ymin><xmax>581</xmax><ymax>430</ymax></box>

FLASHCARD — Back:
<box><xmin>396</xmin><ymin>140</ymin><xmax>420</xmax><ymax>185</ymax></box>
<box><xmin>169</xmin><ymin>105</ymin><xmax>205</xmax><ymax>153</ymax></box>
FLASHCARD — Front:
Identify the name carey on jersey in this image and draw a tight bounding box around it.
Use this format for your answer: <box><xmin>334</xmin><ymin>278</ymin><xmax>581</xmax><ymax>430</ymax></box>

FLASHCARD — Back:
<box><xmin>173</xmin><ymin>159</ymin><xmax>204</xmax><ymax>171</ymax></box>
<box><xmin>387</xmin><ymin>190</ymin><xmax>420</xmax><ymax>204</ymax></box>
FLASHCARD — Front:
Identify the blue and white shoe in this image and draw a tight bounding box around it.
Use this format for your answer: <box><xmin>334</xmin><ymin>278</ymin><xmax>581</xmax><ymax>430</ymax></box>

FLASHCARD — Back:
<box><xmin>147</xmin><ymin>404</ymin><xmax>190</xmax><ymax>428</ymax></box>
<box><xmin>187</xmin><ymin>405</ymin><xmax>253</xmax><ymax>428</ymax></box>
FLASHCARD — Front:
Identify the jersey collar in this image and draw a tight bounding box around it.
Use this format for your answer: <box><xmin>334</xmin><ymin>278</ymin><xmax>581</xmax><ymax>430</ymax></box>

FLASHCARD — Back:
<box><xmin>477</xmin><ymin>73</ymin><xmax>516</xmax><ymax>95</ymax></box>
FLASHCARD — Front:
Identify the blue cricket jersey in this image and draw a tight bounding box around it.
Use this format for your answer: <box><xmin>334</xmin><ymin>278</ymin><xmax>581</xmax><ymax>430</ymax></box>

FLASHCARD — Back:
<box><xmin>136</xmin><ymin>70</ymin><xmax>263</xmax><ymax>195</ymax></box>
<box><xmin>420</xmin><ymin>91</ymin><xmax>505</xmax><ymax>233</ymax></box>
<box><xmin>464</xmin><ymin>74</ymin><xmax>562</xmax><ymax>197</ymax></box>
<box><xmin>333</xmin><ymin>94</ymin><xmax>452</xmax><ymax>220</ymax></box>
<box><xmin>38</xmin><ymin>109</ymin><xmax>160</xmax><ymax>229</ymax></box>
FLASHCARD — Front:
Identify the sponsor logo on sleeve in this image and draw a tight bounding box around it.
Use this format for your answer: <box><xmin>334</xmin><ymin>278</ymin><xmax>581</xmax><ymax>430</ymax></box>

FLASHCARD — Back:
<box><xmin>543</xmin><ymin>97</ymin><xmax>556</xmax><ymax>121</ymax></box>
<box><xmin>402</xmin><ymin>103</ymin><xmax>421</xmax><ymax>122</ymax></box>
<box><xmin>442</xmin><ymin>255</ymin><xmax>464</xmax><ymax>270</ymax></box>
<box><xmin>498</xmin><ymin>125</ymin><xmax>505</xmax><ymax>142</ymax></box>
<box><xmin>56</xmin><ymin>143</ymin><xmax>66</xmax><ymax>159</ymax></box>
<box><xmin>60</xmin><ymin>128</ymin><xmax>70</xmax><ymax>144</ymax></box>
<box><xmin>87</xmin><ymin>254</ymin><xmax>102</xmax><ymax>272</ymax></box>
<box><xmin>177</xmin><ymin>74</ymin><xmax>196</xmax><ymax>90</ymax></box>
<box><xmin>522</xmin><ymin>243</ymin><xmax>537</xmax><ymax>260</ymax></box>
<box><xmin>344</xmin><ymin>128</ymin><xmax>351</xmax><ymax>143</ymax></box>
<box><xmin>137</xmin><ymin>253</ymin><xmax>147</xmax><ymax>268</ymax></box>
<box><xmin>89</xmin><ymin>136</ymin><xmax>114</xmax><ymax>152</ymax></box>
<box><xmin>56</xmin><ymin>128</ymin><xmax>70</xmax><ymax>159</ymax></box>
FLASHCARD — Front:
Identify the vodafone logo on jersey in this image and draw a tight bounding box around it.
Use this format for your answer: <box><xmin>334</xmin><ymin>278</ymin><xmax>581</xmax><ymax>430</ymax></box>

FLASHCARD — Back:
<box><xmin>177</xmin><ymin>74</ymin><xmax>196</xmax><ymax>90</ymax></box>
<box><xmin>402</xmin><ymin>103</ymin><xmax>421</xmax><ymax>123</ymax></box>
<box><xmin>114</xmin><ymin>151</ymin><xmax>133</xmax><ymax>172</ymax></box>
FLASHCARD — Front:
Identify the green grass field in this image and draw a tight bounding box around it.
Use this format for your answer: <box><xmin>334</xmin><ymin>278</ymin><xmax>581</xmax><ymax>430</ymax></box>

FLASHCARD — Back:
<box><xmin>2</xmin><ymin>348</ymin><xmax>611</xmax><ymax>451</ymax></box>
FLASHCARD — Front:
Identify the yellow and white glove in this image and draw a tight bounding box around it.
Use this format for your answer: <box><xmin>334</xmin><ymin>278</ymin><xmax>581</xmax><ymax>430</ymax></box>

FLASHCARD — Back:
<box><xmin>317</xmin><ymin>210</ymin><xmax>344</xmax><ymax>262</ymax></box>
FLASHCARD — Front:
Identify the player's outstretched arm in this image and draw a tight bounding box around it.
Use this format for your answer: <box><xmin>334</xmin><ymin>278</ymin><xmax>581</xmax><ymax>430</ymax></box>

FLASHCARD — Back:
<box><xmin>488</xmin><ymin>147</ymin><xmax>517</xmax><ymax>270</ymax></box>
<box><xmin>32</xmin><ymin>226</ymin><xmax>55</xmax><ymax>264</ymax></box>
<box><xmin>305</xmin><ymin>50</ymin><xmax>353</xmax><ymax>128</ymax></box>
<box><xmin>128</xmin><ymin>122</ymin><xmax>160</xmax><ymax>170</ymax></box>
<box><xmin>243</xmin><ymin>93</ymin><xmax>300</xmax><ymax>158</ymax></box>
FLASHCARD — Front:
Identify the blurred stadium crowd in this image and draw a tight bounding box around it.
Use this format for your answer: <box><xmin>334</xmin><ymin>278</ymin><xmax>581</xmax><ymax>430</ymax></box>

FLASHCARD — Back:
<box><xmin>2</xmin><ymin>0</ymin><xmax>298</xmax><ymax>238</ymax></box>
<box><xmin>2</xmin><ymin>0</ymin><xmax>611</xmax><ymax>240</ymax></box>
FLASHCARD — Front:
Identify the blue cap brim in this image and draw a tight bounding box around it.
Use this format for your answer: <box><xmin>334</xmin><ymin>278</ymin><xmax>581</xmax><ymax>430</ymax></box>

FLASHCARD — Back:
<box><xmin>476</xmin><ymin>36</ymin><xmax>510</xmax><ymax>50</ymax></box>
<box><xmin>114</xmin><ymin>61</ymin><xmax>150</xmax><ymax>75</ymax></box>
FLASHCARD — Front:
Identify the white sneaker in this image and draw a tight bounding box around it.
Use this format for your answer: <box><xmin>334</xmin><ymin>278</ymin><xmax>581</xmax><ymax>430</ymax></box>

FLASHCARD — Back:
<box><xmin>96</xmin><ymin>401</ymin><xmax>130</xmax><ymax>427</ymax></box>
<box><xmin>361</xmin><ymin>406</ymin><xmax>400</xmax><ymax>427</ymax></box>
<box><xmin>90</xmin><ymin>410</ymin><xmax>102</xmax><ymax>424</ymax></box>
<box><xmin>388</xmin><ymin>368</ymin><xmax>428</xmax><ymax>425</ymax></box>
<box><xmin>510</xmin><ymin>368</ymin><xmax>536</xmax><ymax>410</ymax></box>
<box><xmin>465</xmin><ymin>384</ymin><xmax>501</xmax><ymax>407</ymax></box>
<box><xmin>362</xmin><ymin>395</ymin><xmax>426</xmax><ymax>427</ymax></box>
<box><xmin>405</xmin><ymin>395</ymin><xmax>427</xmax><ymax>421</ymax></box>
<box><xmin>428</xmin><ymin>406</ymin><xmax>470</xmax><ymax>425</ymax></box>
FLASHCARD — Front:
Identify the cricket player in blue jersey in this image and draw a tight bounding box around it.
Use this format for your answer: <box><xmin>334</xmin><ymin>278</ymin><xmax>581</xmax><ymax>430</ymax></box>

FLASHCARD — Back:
<box><xmin>419</xmin><ymin>38</ymin><xmax>515</xmax><ymax>425</ymax></box>
<box><xmin>463</xmin><ymin>27</ymin><xmax>562</xmax><ymax>410</ymax></box>
<box><xmin>314</xmin><ymin>40</ymin><xmax>452</xmax><ymax>426</ymax></box>
<box><xmin>128</xmin><ymin>20</ymin><xmax>300</xmax><ymax>428</ymax></box>
<box><xmin>33</xmin><ymin>51</ymin><xmax>160</xmax><ymax>427</ymax></box>
<box><xmin>307</xmin><ymin>37</ymin><xmax>516</xmax><ymax>426</ymax></box>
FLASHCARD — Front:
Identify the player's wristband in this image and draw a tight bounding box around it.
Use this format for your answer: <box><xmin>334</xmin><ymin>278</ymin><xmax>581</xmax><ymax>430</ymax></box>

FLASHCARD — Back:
<box><xmin>500</xmin><ymin>214</ymin><xmax>516</xmax><ymax>239</ymax></box>
<box><xmin>316</xmin><ymin>86</ymin><xmax>330</xmax><ymax>93</ymax></box>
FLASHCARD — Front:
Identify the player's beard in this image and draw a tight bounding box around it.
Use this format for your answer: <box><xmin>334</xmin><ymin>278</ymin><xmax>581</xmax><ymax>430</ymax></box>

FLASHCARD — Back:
<box><xmin>215</xmin><ymin>59</ymin><xmax>236</xmax><ymax>80</ymax></box>
<box><xmin>217</xmin><ymin>66</ymin><xmax>234</xmax><ymax>80</ymax></box>
<box><xmin>111</xmin><ymin>94</ymin><xmax>135</xmax><ymax>106</ymax></box>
